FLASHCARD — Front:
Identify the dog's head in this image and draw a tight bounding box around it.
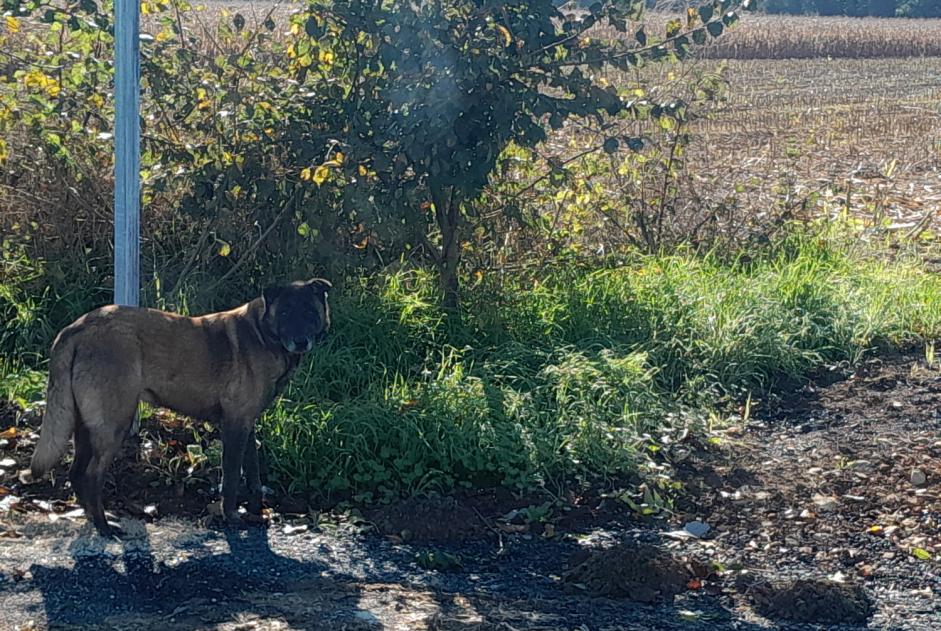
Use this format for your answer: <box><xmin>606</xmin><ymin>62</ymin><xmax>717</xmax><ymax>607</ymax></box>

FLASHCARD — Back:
<box><xmin>261</xmin><ymin>278</ymin><xmax>332</xmax><ymax>354</ymax></box>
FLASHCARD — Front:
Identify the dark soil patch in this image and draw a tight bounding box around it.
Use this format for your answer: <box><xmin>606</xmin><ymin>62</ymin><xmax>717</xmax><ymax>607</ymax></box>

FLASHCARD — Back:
<box><xmin>746</xmin><ymin>578</ymin><xmax>875</xmax><ymax>624</ymax></box>
<box><xmin>368</xmin><ymin>496</ymin><xmax>482</xmax><ymax>543</ymax></box>
<box><xmin>563</xmin><ymin>543</ymin><xmax>690</xmax><ymax>602</ymax></box>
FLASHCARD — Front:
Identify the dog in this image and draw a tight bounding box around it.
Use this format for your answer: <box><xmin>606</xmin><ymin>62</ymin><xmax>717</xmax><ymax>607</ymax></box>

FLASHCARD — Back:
<box><xmin>26</xmin><ymin>278</ymin><xmax>331</xmax><ymax>536</ymax></box>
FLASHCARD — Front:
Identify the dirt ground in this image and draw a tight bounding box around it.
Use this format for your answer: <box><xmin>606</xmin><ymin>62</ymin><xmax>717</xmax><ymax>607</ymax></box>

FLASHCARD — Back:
<box><xmin>1</xmin><ymin>351</ymin><xmax>939</xmax><ymax>630</ymax></box>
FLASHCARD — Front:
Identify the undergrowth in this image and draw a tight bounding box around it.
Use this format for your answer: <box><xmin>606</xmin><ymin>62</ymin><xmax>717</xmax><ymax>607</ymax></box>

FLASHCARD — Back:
<box><xmin>3</xmin><ymin>234</ymin><xmax>941</xmax><ymax>501</ymax></box>
<box><xmin>260</xmin><ymin>235</ymin><xmax>941</xmax><ymax>498</ymax></box>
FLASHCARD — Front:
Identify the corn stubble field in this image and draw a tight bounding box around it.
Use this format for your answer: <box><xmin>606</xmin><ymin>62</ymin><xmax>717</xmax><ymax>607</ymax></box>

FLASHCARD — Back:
<box><xmin>593</xmin><ymin>14</ymin><xmax>941</xmax><ymax>243</ymax></box>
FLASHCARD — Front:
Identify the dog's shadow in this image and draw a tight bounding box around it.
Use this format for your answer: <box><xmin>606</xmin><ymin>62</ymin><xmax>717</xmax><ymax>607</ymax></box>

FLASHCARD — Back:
<box><xmin>21</xmin><ymin>520</ymin><xmax>370</xmax><ymax>629</ymax></box>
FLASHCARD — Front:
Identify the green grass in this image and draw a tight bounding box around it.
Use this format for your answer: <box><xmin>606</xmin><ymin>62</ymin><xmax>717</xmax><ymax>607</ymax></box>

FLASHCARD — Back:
<box><xmin>260</xmin><ymin>235</ymin><xmax>941</xmax><ymax>498</ymax></box>
<box><xmin>5</xmin><ymin>234</ymin><xmax>941</xmax><ymax>500</ymax></box>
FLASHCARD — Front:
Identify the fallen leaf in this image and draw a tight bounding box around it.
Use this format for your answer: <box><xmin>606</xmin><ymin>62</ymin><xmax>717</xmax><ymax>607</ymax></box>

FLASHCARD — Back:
<box><xmin>911</xmin><ymin>547</ymin><xmax>932</xmax><ymax>561</ymax></box>
<box><xmin>687</xmin><ymin>578</ymin><xmax>703</xmax><ymax>590</ymax></box>
<box><xmin>0</xmin><ymin>427</ymin><xmax>17</xmax><ymax>439</ymax></box>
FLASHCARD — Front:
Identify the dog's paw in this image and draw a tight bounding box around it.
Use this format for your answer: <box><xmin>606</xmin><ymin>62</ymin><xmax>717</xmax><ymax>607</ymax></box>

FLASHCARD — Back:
<box><xmin>95</xmin><ymin>522</ymin><xmax>125</xmax><ymax>539</ymax></box>
<box><xmin>240</xmin><ymin>512</ymin><xmax>269</xmax><ymax>527</ymax></box>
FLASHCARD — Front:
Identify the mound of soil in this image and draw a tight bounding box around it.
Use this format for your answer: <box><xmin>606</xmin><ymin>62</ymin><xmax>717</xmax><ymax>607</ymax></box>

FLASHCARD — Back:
<box><xmin>563</xmin><ymin>543</ymin><xmax>689</xmax><ymax>602</ymax></box>
<box><xmin>746</xmin><ymin>578</ymin><xmax>874</xmax><ymax>625</ymax></box>
<box><xmin>368</xmin><ymin>495</ymin><xmax>482</xmax><ymax>543</ymax></box>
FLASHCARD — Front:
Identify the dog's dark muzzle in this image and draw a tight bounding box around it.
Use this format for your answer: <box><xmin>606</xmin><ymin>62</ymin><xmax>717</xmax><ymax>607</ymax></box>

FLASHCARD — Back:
<box><xmin>284</xmin><ymin>332</ymin><xmax>328</xmax><ymax>354</ymax></box>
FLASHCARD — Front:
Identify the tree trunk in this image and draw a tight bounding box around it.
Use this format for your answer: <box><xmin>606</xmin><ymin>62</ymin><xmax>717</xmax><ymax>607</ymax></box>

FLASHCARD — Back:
<box><xmin>432</xmin><ymin>186</ymin><xmax>461</xmax><ymax>313</ymax></box>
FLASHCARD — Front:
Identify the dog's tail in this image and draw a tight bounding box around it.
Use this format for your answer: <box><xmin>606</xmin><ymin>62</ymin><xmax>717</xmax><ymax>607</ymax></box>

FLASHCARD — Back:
<box><xmin>29</xmin><ymin>331</ymin><xmax>79</xmax><ymax>480</ymax></box>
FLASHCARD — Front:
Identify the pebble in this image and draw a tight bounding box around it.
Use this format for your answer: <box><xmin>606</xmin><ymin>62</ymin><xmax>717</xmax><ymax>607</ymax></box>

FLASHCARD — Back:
<box><xmin>910</xmin><ymin>469</ymin><xmax>927</xmax><ymax>487</ymax></box>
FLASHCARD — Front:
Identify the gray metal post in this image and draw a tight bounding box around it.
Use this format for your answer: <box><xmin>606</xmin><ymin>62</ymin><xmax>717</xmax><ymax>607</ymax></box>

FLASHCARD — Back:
<box><xmin>114</xmin><ymin>0</ymin><xmax>141</xmax><ymax>306</ymax></box>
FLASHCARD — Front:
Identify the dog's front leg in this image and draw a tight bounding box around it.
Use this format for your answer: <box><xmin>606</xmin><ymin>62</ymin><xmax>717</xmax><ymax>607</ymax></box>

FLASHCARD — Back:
<box><xmin>221</xmin><ymin>420</ymin><xmax>251</xmax><ymax>525</ymax></box>
<box><xmin>242</xmin><ymin>427</ymin><xmax>264</xmax><ymax>516</ymax></box>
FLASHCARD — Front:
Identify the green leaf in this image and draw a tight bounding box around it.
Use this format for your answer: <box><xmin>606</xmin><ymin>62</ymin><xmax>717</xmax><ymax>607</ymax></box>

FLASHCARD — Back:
<box><xmin>626</xmin><ymin>137</ymin><xmax>645</xmax><ymax>151</ymax></box>
<box><xmin>305</xmin><ymin>16</ymin><xmax>323</xmax><ymax>38</ymax></box>
<box><xmin>665</xmin><ymin>19</ymin><xmax>681</xmax><ymax>38</ymax></box>
<box><xmin>635</xmin><ymin>27</ymin><xmax>647</xmax><ymax>46</ymax></box>
<box><xmin>603</xmin><ymin>137</ymin><xmax>619</xmax><ymax>154</ymax></box>
<box><xmin>233</xmin><ymin>13</ymin><xmax>245</xmax><ymax>32</ymax></box>
<box><xmin>706</xmin><ymin>21</ymin><xmax>724</xmax><ymax>38</ymax></box>
<box><xmin>911</xmin><ymin>547</ymin><xmax>932</xmax><ymax>561</ymax></box>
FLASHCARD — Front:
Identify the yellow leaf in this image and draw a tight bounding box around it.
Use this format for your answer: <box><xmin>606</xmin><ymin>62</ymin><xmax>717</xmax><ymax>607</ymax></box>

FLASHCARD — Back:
<box><xmin>334</xmin><ymin>151</ymin><xmax>345</xmax><ymax>165</ymax></box>
<box><xmin>496</xmin><ymin>24</ymin><xmax>512</xmax><ymax>47</ymax></box>
<box><xmin>218</xmin><ymin>242</ymin><xmax>231</xmax><ymax>257</ymax></box>
<box><xmin>300</xmin><ymin>167</ymin><xmax>312</xmax><ymax>181</ymax></box>
<box><xmin>358</xmin><ymin>164</ymin><xmax>368</xmax><ymax>177</ymax></box>
<box><xmin>290</xmin><ymin>22</ymin><xmax>301</xmax><ymax>36</ymax></box>
<box><xmin>318</xmin><ymin>49</ymin><xmax>335</xmax><ymax>65</ymax></box>
<box><xmin>5</xmin><ymin>16</ymin><xmax>19</xmax><ymax>33</ymax></box>
<box><xmin>312</xmin><ymin>165</ymin><xmax>330</xmax><ymax>186</ymax></box>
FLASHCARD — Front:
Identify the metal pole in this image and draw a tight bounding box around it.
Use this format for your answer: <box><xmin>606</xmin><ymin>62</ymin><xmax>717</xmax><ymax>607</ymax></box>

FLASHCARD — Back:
<box><xmin>114</xmin><ymin>0</ymin><xmax>140</xmax><ymax>306</ymax></box>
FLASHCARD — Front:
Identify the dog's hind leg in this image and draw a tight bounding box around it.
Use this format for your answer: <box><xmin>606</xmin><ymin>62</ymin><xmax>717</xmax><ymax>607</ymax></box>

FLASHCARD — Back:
<box><xmin>73</xmin><ymin>364</ymin><xmax>140</xmax><ymax>537</ymax></box>
<box><xmin>69</xmin><ymin>423</ymin><xmax>93</xmax><ymax>511</ymax></box>
<box><xmin>84</xmin><ymin>431</ymin><xmax>125</xmax><ymax>537</ymax></box>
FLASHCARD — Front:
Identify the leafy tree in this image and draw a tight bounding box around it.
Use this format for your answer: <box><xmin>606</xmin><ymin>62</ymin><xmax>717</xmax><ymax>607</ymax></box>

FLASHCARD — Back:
<box><xmin>280</xmin><ymin>0</ymin><xmax>748</xmax><ymax>310</ymax></box>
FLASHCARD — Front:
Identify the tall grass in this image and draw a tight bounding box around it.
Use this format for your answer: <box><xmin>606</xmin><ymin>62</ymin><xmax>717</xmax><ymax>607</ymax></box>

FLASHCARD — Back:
<box><xmin>260</xmin><ymin>236</ymin><xmax>941</xmax><ymax>498</ymax></box>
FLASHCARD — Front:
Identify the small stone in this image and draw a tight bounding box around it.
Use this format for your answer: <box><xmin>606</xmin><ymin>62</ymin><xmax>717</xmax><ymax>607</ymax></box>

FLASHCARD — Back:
<box><xmin>812</xmin><ymin>494</ymin><xmax>839</xmax><ymax>512</ymax></box>
<box><xmin>910</xmin><ymin>469</ymin><xmax>927</xmax><ymax>487</ymax></box>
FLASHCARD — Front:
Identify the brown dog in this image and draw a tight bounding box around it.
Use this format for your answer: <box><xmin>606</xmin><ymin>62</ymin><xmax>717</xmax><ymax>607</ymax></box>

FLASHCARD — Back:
<box><xmin>27</xmin><ymin>279</ymin><xmax>331</xmax><ymax>536</ymax></box>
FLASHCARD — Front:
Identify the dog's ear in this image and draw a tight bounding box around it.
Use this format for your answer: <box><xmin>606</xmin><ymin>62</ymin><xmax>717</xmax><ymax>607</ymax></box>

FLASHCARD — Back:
<box><xmin>262</xmin><ymin>286</ymin><xmax>283</xmax><ymax>315</ymax></box>
<box><xmin>307</xmin><ymin>278</ymin><xmax>332</xmax><ymax>293</ymax></box>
